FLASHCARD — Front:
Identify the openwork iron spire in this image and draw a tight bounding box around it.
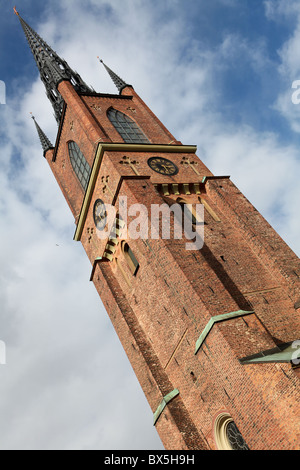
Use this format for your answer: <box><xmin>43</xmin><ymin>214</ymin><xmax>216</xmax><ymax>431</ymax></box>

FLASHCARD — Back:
<box><xmin>31</xmin><ymin>114</ymin><xmax>54</xmax><ymax>157</ymax></box>
<box><xmin>98</xmin><ymin>58</ymin><xmax>131</xmax><ymax>93</ymax></box>
<box><xmin>14</xmin><ymin>7</ymin><xmax>92</xmax><ymax>123</ymax></box>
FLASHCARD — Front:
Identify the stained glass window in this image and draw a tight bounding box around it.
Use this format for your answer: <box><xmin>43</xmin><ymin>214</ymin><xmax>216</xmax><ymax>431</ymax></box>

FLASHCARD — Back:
<box><xmin>226</xmin><ymin>421</ymin><xmax>249</xmax><ymax>451</ymax></box>
<box><xmin>214</xmin><ymin>413</ymin><xmax>250</xmax><ymax>450</ymax></box>
<box><xmin>68</xmin><ymin>141</ymin><xmax>91</xmax><ymax>191</ymax></box>
<box><xmin>107</xmin><ymin>108</ymin><xmax>150</xmax><ymax>143</ymax></box>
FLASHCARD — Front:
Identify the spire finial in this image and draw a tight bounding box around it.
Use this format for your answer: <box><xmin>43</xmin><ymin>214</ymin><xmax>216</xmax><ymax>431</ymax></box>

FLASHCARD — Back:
<box><xmin>30</xmin><ymin>113</ymin><xmax>54</xmax><ymax>157</ymax></box>
<box><xmin>13</xmin><ymin>6</ymin><xmax>19</xmax><ymax>16</ymax></box>
<box><xmin>98</xmin><ymin>58</ymin><xmax>132</xmax><ymax>94</ymax></box>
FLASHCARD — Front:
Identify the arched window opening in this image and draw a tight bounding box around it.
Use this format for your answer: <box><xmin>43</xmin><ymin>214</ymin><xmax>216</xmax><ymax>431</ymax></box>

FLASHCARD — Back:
<box><xmin>214</xmin><ymin>413</ymin><xmax>249</xmax><ymax>450</ymax></box>
<box><xmin>49</xmin><ymin>90</ymin><xmax>57</xmax><ymax>103</ymax></box>
<box><xmin>107</xmin><ymin>108</ymin><xmax>150</xmax><ymax>143</ymax></box>
<box><xmin>68</xmin><ymin>141</ymin><xmax>91</xmax><ymax>191</ymax></box>
<box><xmin>121</xmin><ymin>241</ymin><xmax>139</xmax><ymax>276</ymax></box>
<box><xmin>71</xmin><ymin>76</ymin><xmax>79</xmax><ymax>87</ymax></box>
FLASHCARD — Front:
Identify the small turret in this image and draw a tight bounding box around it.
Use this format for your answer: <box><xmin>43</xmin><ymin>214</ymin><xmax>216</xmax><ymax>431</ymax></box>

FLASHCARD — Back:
<box><xmin>31</xmin><ymin>114</ymin><xmax>54</xmax><ymax>157</ymax></box>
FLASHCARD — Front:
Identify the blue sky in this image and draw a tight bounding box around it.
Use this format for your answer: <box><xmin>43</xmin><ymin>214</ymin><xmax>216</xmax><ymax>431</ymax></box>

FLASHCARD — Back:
<box><xmin>2</xmin><ymin>0</ymin><xmax>299</xmax><ymax>138</ymax></box>
<box><xmin>0</xmin><ymin>0</ymin><xmax>299</xmax><ymax>450</ymax></box>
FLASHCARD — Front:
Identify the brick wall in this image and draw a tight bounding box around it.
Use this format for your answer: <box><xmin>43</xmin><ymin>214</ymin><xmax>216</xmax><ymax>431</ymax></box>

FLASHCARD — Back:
<box><xmin>45</xmin><ymin>80</ymin><xmax>300</xmax><ymax>450</ymax></box>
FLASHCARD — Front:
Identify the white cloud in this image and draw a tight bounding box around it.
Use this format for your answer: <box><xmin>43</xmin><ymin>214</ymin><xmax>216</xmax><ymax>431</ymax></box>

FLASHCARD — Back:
<box><xmin>0</xmin><ymin>7</ymin><xmax>166</xmax><ymax>452</ymax></box>
<box><xmin>264</xmin><ymin>0</ymin><xmax>300</xmax><ymax>21</ymax></box>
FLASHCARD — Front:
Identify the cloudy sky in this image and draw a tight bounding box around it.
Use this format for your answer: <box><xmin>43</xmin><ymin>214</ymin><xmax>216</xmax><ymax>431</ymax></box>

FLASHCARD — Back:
<box><xmin>0</xmin><ymin>0</ymin><xmax>299</xmax><ymax>450</ymax></box>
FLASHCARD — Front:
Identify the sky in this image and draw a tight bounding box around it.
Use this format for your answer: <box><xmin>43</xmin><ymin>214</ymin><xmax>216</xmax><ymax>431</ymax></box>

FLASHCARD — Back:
<box><xmin>0</xmin><ymin>0</ymin><xmax>299</xmax><ymax>451</ymax></box>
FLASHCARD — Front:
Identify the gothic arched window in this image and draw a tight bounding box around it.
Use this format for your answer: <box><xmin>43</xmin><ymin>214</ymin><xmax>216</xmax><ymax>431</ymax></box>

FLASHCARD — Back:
<box><xmin>68</xmin><ymin>141</ymin><xmax>91</xmax><ymax>191</ymax></box>
<box><xmin>214</xmin><ymin>413</ymin><xmax>249</xmax><ymax>450</ymax></box>
<box><xmin>107</xmin><ymin>108</ymin><xmax>150</xmax><ymax>143</ymax></box>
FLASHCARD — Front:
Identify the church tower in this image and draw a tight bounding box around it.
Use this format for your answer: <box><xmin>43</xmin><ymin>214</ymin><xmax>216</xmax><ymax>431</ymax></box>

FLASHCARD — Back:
<box><xmin>15</xmin><ymin>9</ymin><xmax>300</xmax><ymax>450</ymax></box>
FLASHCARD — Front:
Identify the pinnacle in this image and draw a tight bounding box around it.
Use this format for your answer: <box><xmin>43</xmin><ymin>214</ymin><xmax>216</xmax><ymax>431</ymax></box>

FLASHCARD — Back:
<box><xmin>15</xmin><ymin>9</ymin><xmax>92</xmax><ymax>124</ymax></box>
<box><xmin>30</xmin><ymin>113</ymin><xmax>54</xmax><ymax>156</ymax></box>
<box><xmin>98</xmin><ymin>57</ymin><xmax>132</xmax><ymax>93</ymax></box>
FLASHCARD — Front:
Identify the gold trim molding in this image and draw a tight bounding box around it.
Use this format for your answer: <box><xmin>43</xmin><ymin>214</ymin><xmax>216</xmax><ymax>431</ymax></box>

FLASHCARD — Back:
<box><xmin>74</xmin><ymin>142</ymin><xmax>197</xmax><ymax>241</ymax></box>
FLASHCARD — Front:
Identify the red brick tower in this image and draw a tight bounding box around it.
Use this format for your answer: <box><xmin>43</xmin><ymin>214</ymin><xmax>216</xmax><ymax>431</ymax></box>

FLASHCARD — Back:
<box><xmin>16</xmin><ymin>9</ymin><xmax>300</xmax><ymax>450</ymax></box>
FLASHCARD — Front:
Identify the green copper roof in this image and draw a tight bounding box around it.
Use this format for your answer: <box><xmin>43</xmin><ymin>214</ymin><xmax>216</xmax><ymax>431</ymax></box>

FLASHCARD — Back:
<box><xmin>240</xmin><ymin>341</ymin><xmax>300</xmax><ymax>365</ymax></box>
<box><xmin>195</xmin><ymin>310</ymin><xmax>254</xmax><ymax>355</ymax></box>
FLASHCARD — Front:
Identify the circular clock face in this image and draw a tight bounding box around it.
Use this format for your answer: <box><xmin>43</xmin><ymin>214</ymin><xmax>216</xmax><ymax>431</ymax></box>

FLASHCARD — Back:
<box><xmin>93</xmin><ymin>199</ymin><xmax>107</xmax><ymax>230</ymax></box>
<box><xmin>147</xmin><ymin>157</ymin><xmax>179</xmax><ymax>176</ymax></box>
